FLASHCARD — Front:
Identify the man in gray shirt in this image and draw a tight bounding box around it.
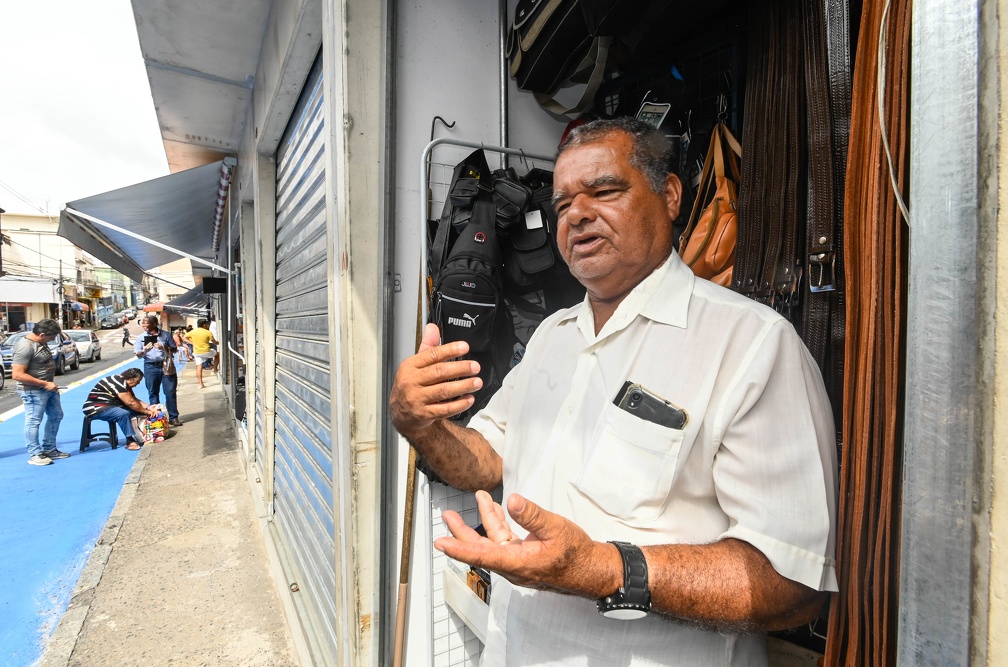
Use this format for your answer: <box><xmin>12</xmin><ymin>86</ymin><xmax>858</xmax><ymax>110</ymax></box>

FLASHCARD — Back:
<box><xmin>12</xmin><ymin>319</ymin><xmax>69</xmax><ymax>466</ymax></box>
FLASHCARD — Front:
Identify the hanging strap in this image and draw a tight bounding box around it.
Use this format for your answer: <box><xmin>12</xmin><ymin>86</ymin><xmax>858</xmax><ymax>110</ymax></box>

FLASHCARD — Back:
<box><xmin>679</xmin><ymin>123</ymin><xmax>741</xmax><ymax>268</ymax></box>
<box><xmin>798</xmin><ymin>0</ymin><xmax>846</xmax><ymax>439</ymax></box>
<box><xmin>534</xmin><ymin>36</ymin><xmax>611</xmax><ymax>117</ymax></box>
<box><xmin>733</xmin><ymin>3</ymin><xmax>770</xmax><ymax>297</ymax></box>
<box><xmin>824</xmin><ymin>0</ymin><xmax>909</xmax><ymax>664</ymax></box>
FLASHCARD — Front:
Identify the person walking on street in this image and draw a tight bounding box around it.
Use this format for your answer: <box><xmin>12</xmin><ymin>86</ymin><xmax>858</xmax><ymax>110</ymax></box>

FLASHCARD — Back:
<box><xmin>206</xmin><ymin>316</ymin><xmax>220</xmax><ymax>374</ymax></box>
<box><xmin>12</xmin><ymin>319</ymin><xmax>69</xmax><ymax>466</ymax></box>
<box><xmin>184</xmin><ymin>324</ymin><xmax>195</xmax><ymax>361</ymax></box>
<box><xmin>172</xmin><ymin>327</ymin><xmax>188</xmax><ymax>364</ymax></box>
<box><xmin>135</xmin><ymin>315</ymin><xmax>183</xmax><ymax>427</ymax></box>
<box><xmin>122</xmin><ymin>322</ymin><xmax>132</xmax><ymax>348</ymax></box>
<box><xmin>183</xmin><ymin>318</ymin><xmax>219</xmax><ymax>389</ymax></box>
<box><xmin>83</xmin><ymin>368</ymin><xmax>160</xmax><ymax>451</ymax></box>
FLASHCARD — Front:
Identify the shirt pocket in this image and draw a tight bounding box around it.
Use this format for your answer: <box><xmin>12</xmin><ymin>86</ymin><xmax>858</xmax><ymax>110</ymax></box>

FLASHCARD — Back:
<box><xmin>572</xmin><ymin>402</ymin><xmax>685</xmax><ymax>524</ymax></box>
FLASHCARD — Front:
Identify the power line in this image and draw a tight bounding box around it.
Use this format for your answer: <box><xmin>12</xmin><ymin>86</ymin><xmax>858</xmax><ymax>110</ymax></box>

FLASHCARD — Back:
<box><xmin>7</xmin><ymin>236</ymin><xmax>74</xmax><ymax>267</ymax></box>
<box><xmin>0</xmin><ymin>177</ymin><xmax>53</xmax><ymax>216</ymax></box>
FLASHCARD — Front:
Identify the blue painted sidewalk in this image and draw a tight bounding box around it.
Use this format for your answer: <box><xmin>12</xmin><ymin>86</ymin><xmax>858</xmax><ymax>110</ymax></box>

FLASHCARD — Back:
<box><xmin>0</xmin><ymin>357</ymin><xmax>160</xmax><ymax>665</ymax></box>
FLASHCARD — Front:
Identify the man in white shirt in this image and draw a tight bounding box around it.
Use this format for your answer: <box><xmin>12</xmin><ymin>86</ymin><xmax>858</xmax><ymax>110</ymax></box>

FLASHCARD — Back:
<box><xmin>390</xmin><ymin>118</ymin><xmax>838</xmax><ymax>666</ymax></box>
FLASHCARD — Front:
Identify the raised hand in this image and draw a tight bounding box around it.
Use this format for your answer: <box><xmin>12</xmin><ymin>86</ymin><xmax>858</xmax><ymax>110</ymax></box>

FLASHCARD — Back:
<box><xmin>389</xmin><ymin>323</ymin><xmax>483</xmax><ymax>439</ymax></box>
<box><xmin>435</xmin><ymin>491</ymin><xmax>616</xmax><ymax>597</ymax></box>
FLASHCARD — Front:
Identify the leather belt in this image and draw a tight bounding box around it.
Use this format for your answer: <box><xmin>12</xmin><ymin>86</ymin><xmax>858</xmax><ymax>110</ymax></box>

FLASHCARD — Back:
<box><xmin>823</xmin><ymin>0</ymin><xmax>910</xmax><ymax>664</ymax></box>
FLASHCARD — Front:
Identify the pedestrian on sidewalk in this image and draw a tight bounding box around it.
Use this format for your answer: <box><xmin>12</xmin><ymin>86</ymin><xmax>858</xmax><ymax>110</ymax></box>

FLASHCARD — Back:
<box><xmin>122</xmin><ymin>322</ymin><xmax>132</xmax><ymax>348</ymax></box>
<box><xmin>184</xmin><ymin>324</ymin><xmax>195</xmax><ymax>360</ymax></box>
<box><xmin>83</xmin><ymin>368</ymin><xmax>160</xmax><ymax>451</ymax></box>
<box><xmin>183</xmin><ymin>318</ymin><xmax>219</xmax><ymax>389</ymax></box>
<box><xmin>207</xmin><ymin>316</ymin><xmax>220</xmax><ymax>374</ymax></box>
<box><xmin>11</xmin><ymin>319</ymin><xmax>69</xmax><ymax>466</ymax></box>
<box><xmin>172</xmin><ymin>327</ymin><xmax>187</xmax><ymax>363</ymax></box>
<box><xmin>135</xmin><ymin>315</ymin><xmax>183</xmax><ymax>428</ymax></box>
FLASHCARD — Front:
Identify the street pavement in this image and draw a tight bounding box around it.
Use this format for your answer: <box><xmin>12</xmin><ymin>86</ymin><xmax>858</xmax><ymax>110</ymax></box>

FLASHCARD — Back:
<box><xmin>0</xmin><ymin>325</ymin><xmax>138</xmax><ymax>415</ymax></box>
<box><xmin>0</xmin><ymin>331</ymin><xmax>296</xmax><ymax>666</ymax></box>
<box><xmin>0</xmin><ymin>352</ymin><xmax>144</xmax><ymax>665</ymax></box>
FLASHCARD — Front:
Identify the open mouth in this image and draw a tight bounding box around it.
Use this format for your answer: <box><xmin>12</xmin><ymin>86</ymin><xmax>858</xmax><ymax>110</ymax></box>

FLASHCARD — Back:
<box><xmin>571</xmin><ymin>235</ymin><xmax>603</xmax><ymax>253</ymax></box>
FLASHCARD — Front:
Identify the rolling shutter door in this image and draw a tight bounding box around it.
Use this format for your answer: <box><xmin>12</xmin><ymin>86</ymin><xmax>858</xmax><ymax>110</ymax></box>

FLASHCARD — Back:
<box><xmin>271</xmin><ymin>54</ymin><xmax>338</xmax><ymax>657</ymax></box>
<box><xmin>254</xmin><ymin>340</ymin><xmax>265</xmax><ymax>479</ymax></box>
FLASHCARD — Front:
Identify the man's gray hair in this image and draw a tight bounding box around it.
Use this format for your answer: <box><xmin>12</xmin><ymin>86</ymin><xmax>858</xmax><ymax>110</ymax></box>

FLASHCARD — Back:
<box><xmin>557</xmin><ymin>117</ymin><xmax>673</xmax><ymax>195</ymax></box>
<box><xmin>144</xmin><ymin>315</ymin><xmax>159</xmax><ymax>327</ymax></box>
<box><xmin>33</xmin><ymin>319</ymin><xmax>62</xmax><ymax>336</ymax></box>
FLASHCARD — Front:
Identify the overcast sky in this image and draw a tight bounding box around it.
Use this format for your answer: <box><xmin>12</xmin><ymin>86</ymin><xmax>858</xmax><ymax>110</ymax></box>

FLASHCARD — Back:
<box><xmin>0</xmin><ymin>0</ymin><xmax>169</xmax><ymax>217</ymax></box>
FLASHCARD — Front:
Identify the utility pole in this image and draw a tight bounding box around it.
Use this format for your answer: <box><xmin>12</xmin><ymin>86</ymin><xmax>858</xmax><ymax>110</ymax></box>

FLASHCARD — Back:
<box><xmin>59</xmin><ymin>258</ymin><xmax>66</xmax><ymax>328</ymax></box>
<box><xmin>0</xmin><ymin>206</ymin><xmax>6</xmax><ymax>277</ymax></box>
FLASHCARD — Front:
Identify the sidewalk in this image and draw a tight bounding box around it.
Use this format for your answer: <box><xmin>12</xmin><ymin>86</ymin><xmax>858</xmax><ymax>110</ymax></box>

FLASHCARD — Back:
<box><xmin>39</xmin><ymin>362</ymin><xmax>295</xmax><ymax>666</ymax></box>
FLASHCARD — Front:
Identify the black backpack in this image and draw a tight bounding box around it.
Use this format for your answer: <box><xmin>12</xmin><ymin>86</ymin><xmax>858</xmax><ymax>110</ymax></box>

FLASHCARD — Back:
<box><xmin>430</xmin><ymin>151</ymin><xmax>514</xmax><ymax>421</ymax></box>
<box><xmin>428</xmin><ymin>150</ymin><xmax>584</xmax><ymax>423</ymax></box>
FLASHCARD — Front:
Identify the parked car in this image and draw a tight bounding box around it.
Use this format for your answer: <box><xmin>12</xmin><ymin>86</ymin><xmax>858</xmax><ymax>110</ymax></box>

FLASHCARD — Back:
<box><xmin>67</xmin><ymin>330</ymin><xmax>102</xmax><ymax>362</ymax></box>
<box><xmin>1</xmin><ymin>334</ymin><xmax>16</xmax><ymax>377</ymax></box>
<box><xmin>0</xmin><ymin>331</ymin><xmax>80</xmax><ymax>377</ymax></box>
<box><xmin>101</xmin><ymin>316</ymin><xmax>121</xmax><ymax>329</ymax></box>
<box><xmin>122</xmin><ymin>308</ymin><xmax>137</xmax><ymax>320</ymax></box>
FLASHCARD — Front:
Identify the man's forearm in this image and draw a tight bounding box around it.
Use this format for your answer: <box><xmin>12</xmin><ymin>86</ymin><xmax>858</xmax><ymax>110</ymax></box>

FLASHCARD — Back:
<box><xmin>642</xmin><ymin>539</ymin><xmax>825</xmax><ymax>633</ymax></box>
<box><xmin>406</xmin><ymin>419</ymin><xmax>502</xmax><ymax>492</ymax></box>
<box><xmin>121</xmin><ymin>394</ymin><xmax>147</xmax><ymax>413</ymax></box>
<box><xmin>536</xmin><ymin>537</ymin><xmax>823</xmax><ymax>634</ymax></box>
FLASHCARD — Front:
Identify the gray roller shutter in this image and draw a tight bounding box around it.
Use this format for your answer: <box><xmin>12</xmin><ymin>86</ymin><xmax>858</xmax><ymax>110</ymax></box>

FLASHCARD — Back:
<box><xmin>271</xmin><ymin>54</ymin><xmax>338</xmax><ymax>657</ymax></box>
<box><xmin>254</xmin><ymin>340</ymin><xmax>265</xmax><ymax>479</ymax></box>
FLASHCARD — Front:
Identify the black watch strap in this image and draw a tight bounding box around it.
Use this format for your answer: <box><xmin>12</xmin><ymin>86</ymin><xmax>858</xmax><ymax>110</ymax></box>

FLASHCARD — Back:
<box><xmin>597</xmin><ymin>541</ymin><xmax>651</xmax><ymax>619</ymax></box>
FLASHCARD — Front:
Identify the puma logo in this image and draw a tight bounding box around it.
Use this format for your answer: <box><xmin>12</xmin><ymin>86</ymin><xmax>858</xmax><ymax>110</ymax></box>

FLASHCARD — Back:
<box><xmin>448</xmin><ymin>313</ymin><xmax>479</xmax><ymax>328</ymax></box>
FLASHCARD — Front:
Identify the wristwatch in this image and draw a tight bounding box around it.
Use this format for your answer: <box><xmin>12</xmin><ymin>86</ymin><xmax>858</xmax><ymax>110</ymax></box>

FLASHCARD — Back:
<box><xmin>597</xmin><ymin>541</ymin><xmax>651</xmax><ymax>620</ymax></box>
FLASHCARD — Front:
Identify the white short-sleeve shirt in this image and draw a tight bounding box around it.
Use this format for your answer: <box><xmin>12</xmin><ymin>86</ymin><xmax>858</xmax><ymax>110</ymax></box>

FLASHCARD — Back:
<box><xmin>467</xmin><ymin>252</ymin><xmax>838</xmax><ymax>666</ymax></box>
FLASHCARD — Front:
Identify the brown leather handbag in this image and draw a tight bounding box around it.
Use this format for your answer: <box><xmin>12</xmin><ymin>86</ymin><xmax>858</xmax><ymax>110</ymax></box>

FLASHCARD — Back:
<box><xmin>678</xmin><ymin>122</ymin><xmax>742</xmax><ymax>287</ymax></box>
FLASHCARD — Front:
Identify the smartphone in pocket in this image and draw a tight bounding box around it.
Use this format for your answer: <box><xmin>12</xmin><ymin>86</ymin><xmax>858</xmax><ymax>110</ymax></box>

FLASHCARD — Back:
<box><xmin>613</xmin><ymin>381</ymin><xmax>688</xmax><ymax>430</ymax></box>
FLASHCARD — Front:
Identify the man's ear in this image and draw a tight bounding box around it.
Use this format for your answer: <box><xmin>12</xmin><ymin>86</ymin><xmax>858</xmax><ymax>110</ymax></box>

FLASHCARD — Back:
<box><xmin>664</xmin><ymin>173</ymin><xmax>684</xmax><ymax>221</ymax></box>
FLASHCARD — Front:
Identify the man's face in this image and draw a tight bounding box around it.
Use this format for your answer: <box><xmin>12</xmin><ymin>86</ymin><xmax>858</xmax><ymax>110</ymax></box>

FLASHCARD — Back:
<box><xmin>144</xmin><ymin>318</ymin><xmax>158</xmax><ymax>333</ymax></box>
<box><xmin>552</xmin><ymin>131</ymin><xmax>681</xmax><ymax>306</ymax></box>
<box><xmin>127</xmin><ymin>377</ymin><xmax>142</xmax><ymax>389</ymax></box>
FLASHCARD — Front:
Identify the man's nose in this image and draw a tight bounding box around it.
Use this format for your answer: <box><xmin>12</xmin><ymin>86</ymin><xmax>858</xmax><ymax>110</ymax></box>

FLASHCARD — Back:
<box><xmin>563</xmin><ymin>193</ymin><xmax>593</xmax><ymax>226</ymax></box>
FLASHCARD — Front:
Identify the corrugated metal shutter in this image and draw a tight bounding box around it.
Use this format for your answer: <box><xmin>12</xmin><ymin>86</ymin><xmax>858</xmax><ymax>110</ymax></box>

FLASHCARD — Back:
<box><xmin>272</xmin><ymin>54</ymin><xmax>338</xmax><ymax>657</ymax></box>
<box><xmin>254</xmin><ymin>340</ymin><xmax>265</xmax><ymax>479</ymax></box>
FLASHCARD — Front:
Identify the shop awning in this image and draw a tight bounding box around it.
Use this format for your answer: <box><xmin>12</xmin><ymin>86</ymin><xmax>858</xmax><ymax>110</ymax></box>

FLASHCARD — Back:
<box><xmin>143</xmin><ymin>285</ymin><xmax>211</xmax><ymax>316</ymax></box>
<box><xmin>70</xmin><ymin>301</ymin><xmax>90</xmax><ymax>312</ymax></box>
<box><xmin>57</xmin><ymin>161</ymin><xmax>232</xmax><ymax>283</ymax></box>
<box><xmin>166</xmin><ymin>284</ymin><xmax>211</xmax><ymax>314</ymax></box>
<box><xmin>0</xmin><ymin>277</ymin><xmax>58</xmax><ymax>303</ymax></box>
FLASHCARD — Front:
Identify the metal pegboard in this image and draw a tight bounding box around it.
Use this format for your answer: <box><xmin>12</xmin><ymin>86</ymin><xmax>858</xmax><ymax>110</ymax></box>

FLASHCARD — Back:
<box><xmin>418</xmin><ymin>138</ymin><xmax>554</xmax><ymax>666</ymax></box>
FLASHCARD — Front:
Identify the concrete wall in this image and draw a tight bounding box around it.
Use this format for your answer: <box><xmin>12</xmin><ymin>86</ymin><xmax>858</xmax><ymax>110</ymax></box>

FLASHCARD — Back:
<box><xmin>230</xmin><ymin>0</ymin><xmax>386</xmax><ymax>664</ymax></box>
<box><xmin>988</xmin><ymin>0</ymin><xmax>1007</xmax><ymax>660</ymax></box>
<box><xmin>1</xmin><ymin>213</ymin><xmax>82</xmax><ymax>290</ymax></box>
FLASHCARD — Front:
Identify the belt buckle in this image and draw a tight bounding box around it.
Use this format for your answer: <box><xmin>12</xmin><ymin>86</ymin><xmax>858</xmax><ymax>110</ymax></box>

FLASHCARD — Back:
<box><xmin>774</xmin><ymin>266</ymin><xmax>803</xmax><ymax>317</ymax></box>
<box><xmin>808</xmin><ymin>252</ymin><xmax>836</xmax><ymax>293</ymax></box>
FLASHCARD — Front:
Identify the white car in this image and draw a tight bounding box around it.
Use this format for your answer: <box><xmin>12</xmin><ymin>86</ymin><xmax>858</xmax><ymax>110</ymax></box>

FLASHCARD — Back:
<box><xmin>67</xmin><ymin>329</ymin><xmax>103</xmax><ymax>362</ymax></box>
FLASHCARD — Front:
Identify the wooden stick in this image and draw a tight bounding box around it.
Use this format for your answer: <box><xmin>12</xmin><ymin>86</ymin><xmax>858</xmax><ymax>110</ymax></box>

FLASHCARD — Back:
<box><xmin>392</xmin><ymin>444</ymin><xmax>418</xmax><ymax>667</ymax></box>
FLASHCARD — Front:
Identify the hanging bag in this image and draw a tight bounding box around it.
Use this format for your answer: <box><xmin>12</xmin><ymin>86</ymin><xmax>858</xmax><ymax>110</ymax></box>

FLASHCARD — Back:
<box><xmin>678</xmin><ymin>122</ymin><xmax>742</xmax><ymax>287</ymax></box>
<box><xmin>162</xmin><ymin>352</ymin><xmax>177</xmax><ymax>377</ymax></box>
<box><xmin>506</xmin><ymin>0</ymin><xmax>648</xmax><ymax>117</ymax></box>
